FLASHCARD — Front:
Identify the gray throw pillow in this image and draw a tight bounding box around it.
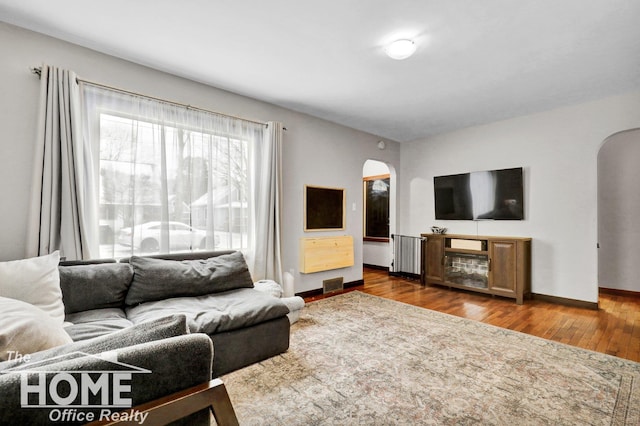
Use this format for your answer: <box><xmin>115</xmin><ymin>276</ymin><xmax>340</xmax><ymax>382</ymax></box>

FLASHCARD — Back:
<box><xmin>59</xmin><ymin>263</ymin><xmax>133</xmax><ymax>314</ymax></box>
<box><xmin>125</xmin><ymin>251</ymin><xmax>254</xmax><ymax>306</ymax></box>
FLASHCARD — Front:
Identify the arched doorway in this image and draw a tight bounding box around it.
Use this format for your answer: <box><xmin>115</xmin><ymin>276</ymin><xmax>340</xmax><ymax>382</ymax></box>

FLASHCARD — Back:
<box><xmin>362</xmin><ymin>159</ymin><xmax>395</xmax><ymax>269</ymax></box>
<box><xmin>598</xmin><ymin>128</ymin><xmax>640</xmax><ymax>292</ymax></box>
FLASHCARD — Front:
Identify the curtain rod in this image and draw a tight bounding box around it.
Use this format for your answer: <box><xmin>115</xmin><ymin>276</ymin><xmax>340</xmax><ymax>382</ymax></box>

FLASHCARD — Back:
<box><xmin>30</xmin><ymin>66</ymin><xmax>273</xmax><ymax>128</ymax></box>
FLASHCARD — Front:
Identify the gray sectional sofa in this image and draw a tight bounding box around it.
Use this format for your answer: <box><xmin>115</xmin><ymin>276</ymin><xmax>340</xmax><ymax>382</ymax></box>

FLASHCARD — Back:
<box><xmin>0</xmin><ymin>249</ymin><xmax>289</xmax><ymax>424</ymax></box>
<box><xmin>59</xmin><ymin>250</ymin><xmax>292</xmax><ymax>377</ymax></box>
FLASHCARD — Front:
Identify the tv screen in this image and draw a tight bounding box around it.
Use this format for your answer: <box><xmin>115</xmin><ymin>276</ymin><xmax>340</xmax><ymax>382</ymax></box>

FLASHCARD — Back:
<box><xmin>434</xmin><ymin>173</ymin><xmax>472</xmax><ymax>220</ymax></box>
<box><xmin>434</xmin><ymin>167</ymin><xmax>524</xmax><ymax>220</ymax></box>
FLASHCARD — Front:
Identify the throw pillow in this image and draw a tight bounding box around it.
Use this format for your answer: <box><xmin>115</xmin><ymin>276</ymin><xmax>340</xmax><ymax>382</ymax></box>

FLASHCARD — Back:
<box><xmin>0</xmin><ymin>296</ymin><xmax>72</xmax><ymax>361</ymax></box>
<box><xmin>254</xmin><ymin>279</ymin><xmax>283</xmax><ymax>298</ymax></box>
<box><xmin>126</xmin><ymin>251</ymin><xmax>254</xmax><ymax>305</ymax></box>
<box><xmin>59</xmin><ymin>263</ymin><xmax>133</xmax><ymax>314</ymax></box>
<box><xmin>0</xmin><ymin>251</ymin><xmax>65</xmax><ymax>324</ymax></box>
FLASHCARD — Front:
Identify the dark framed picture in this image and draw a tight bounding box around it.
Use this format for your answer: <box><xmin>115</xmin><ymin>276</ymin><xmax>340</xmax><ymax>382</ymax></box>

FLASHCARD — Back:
<box><xmin>304</xmin><ymin>185</ymin><xmax>345</xmax><ymax>231</ymax></box>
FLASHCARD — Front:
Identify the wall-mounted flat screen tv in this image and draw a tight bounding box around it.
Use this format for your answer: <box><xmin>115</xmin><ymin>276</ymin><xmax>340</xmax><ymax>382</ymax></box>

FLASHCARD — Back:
<box><xmin>434</xmin><ymin>167</ymin><xmax>524</xmax><ymax>220</ymax></box>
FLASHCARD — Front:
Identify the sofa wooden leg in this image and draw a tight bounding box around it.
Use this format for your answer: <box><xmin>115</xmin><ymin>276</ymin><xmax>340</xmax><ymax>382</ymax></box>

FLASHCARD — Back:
<box><xmin>209</xmin><ymin>380</ymin><xmax>240</xmax><ymax>426</ymax></box>
<box><xmin>87</xmin><ymin>378</ymin><xmax>239</xmax><ymax>426</ymax></box>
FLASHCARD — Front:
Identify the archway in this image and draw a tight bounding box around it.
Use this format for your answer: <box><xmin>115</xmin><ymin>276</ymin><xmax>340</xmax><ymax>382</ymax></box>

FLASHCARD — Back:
<box><xmin>362</xmin><ymin>159</ymin><xmax>395</xmax><ymax>269</ymax></box>
<box><xmin>598</xmin><ymin>128</ymin><xmax>640</xmax><ymax>292</ymax></box>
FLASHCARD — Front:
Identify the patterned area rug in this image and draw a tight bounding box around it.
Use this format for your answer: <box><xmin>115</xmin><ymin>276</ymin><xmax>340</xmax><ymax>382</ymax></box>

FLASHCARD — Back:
<box><xmin>221</xmin><ymin>291</ymin><xmax>640</xmax><ymax>425</ymax></box>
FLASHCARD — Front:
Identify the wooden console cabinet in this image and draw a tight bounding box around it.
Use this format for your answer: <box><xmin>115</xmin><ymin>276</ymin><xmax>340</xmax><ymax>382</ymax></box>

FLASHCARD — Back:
<box><xmin>421</xmin><ymin>233</ymin><xmax>531</xmax><ymax>304</ymax></box>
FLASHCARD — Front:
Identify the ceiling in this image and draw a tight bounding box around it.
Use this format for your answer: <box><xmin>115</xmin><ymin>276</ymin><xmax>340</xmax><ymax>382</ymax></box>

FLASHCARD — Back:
<box><xmin>1</xmin><ymin>0</ymin><xmax>639</xmax><ymax>142</ymax></box>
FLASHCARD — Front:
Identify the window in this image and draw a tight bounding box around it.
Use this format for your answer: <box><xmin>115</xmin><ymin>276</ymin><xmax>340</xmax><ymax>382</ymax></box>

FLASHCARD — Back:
<box><xmin>83</xmin><ymin>85</ymin><xmax>263</xmax><ymax>258</ymax></box>
<box><xmin>363</xmin><ymin>174</ymin><xmax>390</xmax><ymax>241</ymax></box>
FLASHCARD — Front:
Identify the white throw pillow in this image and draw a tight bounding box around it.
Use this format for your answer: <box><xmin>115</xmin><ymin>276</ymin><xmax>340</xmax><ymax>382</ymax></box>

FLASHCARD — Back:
<box><xmin>0</xmin><ymin>296</ymin><xmax>73</xmax><ymax>361</ymax></box>
<box><xmin>0</xmin><ymin>251</ymin><xmax>65</xmax><ymax>324</ymax></box>
<box><xmin>253</xmin><ymin>280</ymin><xmax>283</xmax><ymax>298</ymax></box>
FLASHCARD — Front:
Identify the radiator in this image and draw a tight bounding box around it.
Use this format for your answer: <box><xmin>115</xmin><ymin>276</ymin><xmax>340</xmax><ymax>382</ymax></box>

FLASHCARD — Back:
<box><xmin>390</xmin><ymin>234</ymin><xmax>425</xmax><ymax>280</ymax></box>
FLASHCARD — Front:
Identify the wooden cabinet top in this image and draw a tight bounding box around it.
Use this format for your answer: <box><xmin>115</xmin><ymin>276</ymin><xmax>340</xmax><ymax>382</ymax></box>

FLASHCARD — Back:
<box><xmin>421</xmin><ymin>233</ymin><xmax>531</xmax><ymax>242</ymax></box>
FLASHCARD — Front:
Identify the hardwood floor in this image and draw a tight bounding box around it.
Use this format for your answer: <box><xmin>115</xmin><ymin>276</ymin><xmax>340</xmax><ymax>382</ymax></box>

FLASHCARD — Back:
<box><xmin>305</xmin><ymin>267</ymin><xmax>640</xmax><ymax>363</ymax></box>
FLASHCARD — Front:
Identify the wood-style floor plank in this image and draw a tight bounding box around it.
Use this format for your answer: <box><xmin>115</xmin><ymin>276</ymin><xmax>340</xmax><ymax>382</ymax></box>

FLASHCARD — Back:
<box><xmin>305</xmin><ymin>268</ymin><xmax>640</xmax><ymax>363</ymax></box>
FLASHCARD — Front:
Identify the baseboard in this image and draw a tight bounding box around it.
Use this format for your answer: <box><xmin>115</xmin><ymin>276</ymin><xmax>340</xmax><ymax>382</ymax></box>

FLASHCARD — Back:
<box><xmin>344</xmin><ymin>279</ymin><xmax>364</xmax><ymax>289</ymax></box>
<box><xmin>533</xmin><ymin>288</ymin><xmax>639</xmax><ymax>309</ymax></box>
<box><xmin>363</xmin><ymin>264</ymin><xmax>389</xmax><ymax>271</ymax></box>
<box><xmin>531</xmin><ymin>293</ymin><xmax>599</xmax><ymax>310</ymax></box>
<box><xmin>599</xmin><ymin>287</ymin><xmax>640</xmax><ymax>297</ymax></box>
<box><xmin>389</xmin><ymin>271</ymin><xmax>422</xmax><ymax>280</ymax></box>
<box><xmin>364</xmin><ymin>264</ymin><xmax>421</xmax><ymax>280</ymax></box>
<box><xmin>296</xmin><ymin>279</ymin><xmax>364</xmax><ymax>298</ymax></box>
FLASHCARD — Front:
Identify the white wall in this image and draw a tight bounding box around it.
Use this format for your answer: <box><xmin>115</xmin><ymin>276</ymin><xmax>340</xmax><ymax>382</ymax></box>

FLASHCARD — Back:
<box><xmin>5</xmin><ymin>22</ymin><xmax>639</xmax><ymax>301</ymax></box>
<box><xmin>0</xmin><ymin>22</ymin><xmax>401</xmax><ymax>294</ymax></box>
<box><xmin>598</xmin><ymin>128</ymin><xmax>640</xmax><ymax>292</ymax></box>
<box><xmin>400</xmin><ymin>92</ymin><xmax>640</xmax><ymax>303</ymax></box>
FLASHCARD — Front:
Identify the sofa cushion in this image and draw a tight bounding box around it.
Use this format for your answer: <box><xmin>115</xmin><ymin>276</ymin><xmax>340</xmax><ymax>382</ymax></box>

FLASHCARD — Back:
<box><xmin>64</xmin><ymin>308</ymin><xmax>134</xmax><ymax>341</ymax></box>
<box><xmin>0</xmin><ymin>297</ymin><xmax>72</xmax><ymax>361</ymax></box>
<box><xmin>0</xmin><ymin>314</ymin><xmax>189</xmax><ymax>371</ymax></box>
<box><xmin>0</xmin><ymin>251</ymin><xmax>65</xmax><ymax>324</ymax></box>
<box><xmin>59</xmin><ymin>263</ymin><xmax>133</xmax><ymax>314</ymax></box>
<box><xmin>126</xmin><ymin>288</ymin><xmax>290</xmax><ymax>334</ymax></box>
<box><xmin>126</xmin><ymin>251</ymin><xmax>254</xmax><ymax>306</ymax></box>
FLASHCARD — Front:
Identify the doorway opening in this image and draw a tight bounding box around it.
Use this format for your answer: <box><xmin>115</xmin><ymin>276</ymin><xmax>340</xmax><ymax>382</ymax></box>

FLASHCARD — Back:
<box><xmin>597</xmin><ymin>128</ymin><xmax>640</xmax><ymax>293</ymax></box>
<box><xmin>362</xmin><ymin>159</ymin><xmax>395</xmax><ymax>270</ymax></box>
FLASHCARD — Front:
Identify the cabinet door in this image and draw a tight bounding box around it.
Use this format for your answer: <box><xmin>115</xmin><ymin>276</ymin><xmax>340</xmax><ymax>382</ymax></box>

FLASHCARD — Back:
<box><xmin>424</xmin><ymin>236</ymin><xmax>445</xmax><ymax>283</ymax></box>
<box><xmin>489</xmin><ymin>240</ymin><xmax>517</xmax><ymax>297</ymax></box>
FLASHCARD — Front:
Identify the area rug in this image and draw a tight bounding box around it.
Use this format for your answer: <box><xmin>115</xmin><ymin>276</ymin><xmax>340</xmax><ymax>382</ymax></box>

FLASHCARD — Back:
<box><xmin>221</xmin><ymin>291</ymin><xmax>640</xmax><ymax>425</ymax></box>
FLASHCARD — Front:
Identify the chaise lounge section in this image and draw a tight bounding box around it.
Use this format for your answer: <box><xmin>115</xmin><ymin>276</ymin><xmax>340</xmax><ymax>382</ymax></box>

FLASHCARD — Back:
<box><xmin>59</xmin><ymin>250</ymin><xmax>293</xmax><ymax>377</ymax></box>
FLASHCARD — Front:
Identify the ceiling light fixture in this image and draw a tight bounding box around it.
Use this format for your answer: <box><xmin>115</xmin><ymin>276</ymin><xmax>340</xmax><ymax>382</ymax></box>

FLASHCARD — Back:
<box><xmin>385</xmin><ymin>39</ymin><xmax>416</xmax><ymax>60</ymax></box>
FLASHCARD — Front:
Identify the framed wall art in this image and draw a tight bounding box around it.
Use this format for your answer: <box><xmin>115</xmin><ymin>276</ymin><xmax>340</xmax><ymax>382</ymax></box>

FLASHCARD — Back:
<box><xmin>304</xmin><ymin>185</ymin><xmax>345</xmax><ymax>231</ymax></box>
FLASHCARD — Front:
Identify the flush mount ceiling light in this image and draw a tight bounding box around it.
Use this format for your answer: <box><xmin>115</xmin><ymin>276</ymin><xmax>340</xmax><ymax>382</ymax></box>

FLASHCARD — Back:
<box><xmin>385</xmin><ymin>39</ymin><xmax>416</xmax><ymax>60</ymax></box>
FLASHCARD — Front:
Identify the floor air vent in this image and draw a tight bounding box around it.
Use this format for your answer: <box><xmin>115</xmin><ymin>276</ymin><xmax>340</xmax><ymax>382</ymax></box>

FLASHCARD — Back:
<box><xmin>323</xmin><ymin>277</ymin><xmax>344</xmax><ymax>294</ymax></box>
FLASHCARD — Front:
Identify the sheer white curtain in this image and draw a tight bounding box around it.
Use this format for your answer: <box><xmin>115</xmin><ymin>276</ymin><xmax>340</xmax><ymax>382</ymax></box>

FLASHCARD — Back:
<box><xmin>248</xmin><ymin>121</ymin><xmax>283</xmax><ymax>282</ymax></box>
<box><xmin>26</xmin><ymin>65</ymin><xmax>98</xmax><ymax>260</ymax></box>
<box><xmin>82</xmin><ymin>84</ymin><xmax>282</xmax><ymax>280</ymax></box>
